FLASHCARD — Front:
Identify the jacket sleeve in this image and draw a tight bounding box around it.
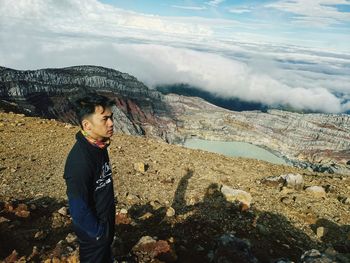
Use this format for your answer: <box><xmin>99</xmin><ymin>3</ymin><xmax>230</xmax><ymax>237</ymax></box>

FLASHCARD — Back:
<box><xmin>64</xmin><ymin>154</ymin><xmax>105</xmax><ymax>238</ymax></box>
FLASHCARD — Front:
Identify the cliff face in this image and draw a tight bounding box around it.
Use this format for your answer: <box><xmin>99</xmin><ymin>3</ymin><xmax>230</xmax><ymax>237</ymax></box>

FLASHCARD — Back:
<box><xmin>166</xmin><ymin>94</ymin><xmax>350</xmax><ymax>174</ymax></box>
<box><xmin>0</xmin><ymin>66</ymin><xmax>176</xmax><ymax>141</ymax></box>
<box><xmin>1</xmin><ymin>65</ymin><xmax>349</xmax><ymax>174</ymax></box>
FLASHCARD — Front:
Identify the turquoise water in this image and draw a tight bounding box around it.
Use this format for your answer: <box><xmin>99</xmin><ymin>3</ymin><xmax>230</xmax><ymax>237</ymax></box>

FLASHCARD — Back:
<box><xmin>183</xmin><ymin>138</ymin><xmax>287</xmax><ymax>165</ymax></box>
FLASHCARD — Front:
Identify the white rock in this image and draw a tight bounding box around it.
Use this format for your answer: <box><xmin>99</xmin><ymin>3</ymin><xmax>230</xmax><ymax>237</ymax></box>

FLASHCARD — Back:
<box><xmin>220</xmin><ymin>185</ymin><xmax>252</xmax><ymax>207</ymax></box>
<box><xmin>280</xmin><ymin>173</ymin><xmax>304</xmax><ymax>190</ymax></box>
<box><xmin>316</xmin><ymin>227</ymin><xmax>326</xmax><ymax>238</ymax></box>
<box><xmin>66</xmin><ymin>233</ymin><xmax>77</xmax><ymax>243</ymax></box>
<box><xmin>166</xmin><ymin>207</ymin><xmax>175</xmax><ymax>217</ymax></box>
<box><xmin>305</xmin><ymin>186</ymin><xmax>326</xmax><ymax>198</ymax></box>
<box><xmin>120</xmin><ymin>208</ymin><xmax>128</xmax><ymax>214</ymax></box>
<box><xmin>58</xmin><ymin>207</ymin><xmax>67</xmax><ymax>216</ymax></box>
<box><xmin>0</xmin><ymin>216</ymin><xmax>10</xmax><ymax>223</ymax></box>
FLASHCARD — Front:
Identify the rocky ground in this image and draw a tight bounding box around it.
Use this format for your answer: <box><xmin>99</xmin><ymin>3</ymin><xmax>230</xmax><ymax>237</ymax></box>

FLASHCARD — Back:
<box><xmin>0</xmin><ymin>112</ymin><xmax>349</xmax><ymax>263</ymax></box>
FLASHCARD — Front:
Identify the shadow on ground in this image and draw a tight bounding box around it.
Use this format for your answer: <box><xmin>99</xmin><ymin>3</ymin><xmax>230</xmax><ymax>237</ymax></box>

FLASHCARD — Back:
<box><xmin>0</xmin><ymin>196</ymin><xmax>72</xmax><ymax>260</ymax></box>
<box><xmin>115</xmin><ymin>169</ymin><xmax>349</xmax><ymax>263</ymax></box>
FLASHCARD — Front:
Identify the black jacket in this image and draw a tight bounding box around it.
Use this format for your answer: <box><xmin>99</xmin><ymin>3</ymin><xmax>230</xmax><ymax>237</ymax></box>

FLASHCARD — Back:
<box><xmin>64</xmin><ymin>131</ymin><xmax>115</xmax><ymax>241</ymax></box>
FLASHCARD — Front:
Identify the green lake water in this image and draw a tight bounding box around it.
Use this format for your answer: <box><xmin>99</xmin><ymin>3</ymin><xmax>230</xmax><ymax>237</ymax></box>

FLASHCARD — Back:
<box><xmin>183</xmin><ymin>138</ymin><xmax>287</xmax><ymax>165</ymax></box>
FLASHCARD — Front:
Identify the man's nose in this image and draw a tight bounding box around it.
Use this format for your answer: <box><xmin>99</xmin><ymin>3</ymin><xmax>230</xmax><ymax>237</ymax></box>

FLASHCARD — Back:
<box><xmin>107</xmin><ymin>117</ymin><xmax>113</xmax><ymax>126</ymax></box>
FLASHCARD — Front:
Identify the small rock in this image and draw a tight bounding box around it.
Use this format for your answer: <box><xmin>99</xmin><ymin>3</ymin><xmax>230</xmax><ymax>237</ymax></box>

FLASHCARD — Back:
<box><xmin>316</xmin><ymin>227</ymin><xmax>326</xmax><ymax>238</ymax></box>
<box><xmin>281</xmin><ymin>196</ymin><xmax>293</xmax><ymax>205</ymax></box>
<box><xmin>300</xmin><ymin>249</ymin><xmax>337</xmax><ymax>263</ymax></box>
<box><xmin>282</xmin><ymin>244</ymin><xmax>290</xmax><ymax>249</ymax></box>
<box><xmin>208</xmin><ymin>233</ymin><xmax>258</xmax><ymax>263</ymax></box>
<box><xmin>27</xmin><ymin>246</ymin><xmax>39</xmax><ymax>261</ymax></box>
<box><xmin>66</xmin><ymin>233</ymin><xmax>77</xmax><ymax>243</ymax></box>
<box><xmin>58</xmin><ymin>207</ymin><xmax>68</xmax><ymax>216</ymax></box>
<box><xmin>15</xmin><ymin>203</ymin><xmax>28</xmax><ymax>211</ymax></box>
<box><xmin>139</xmin><ymin>212</ymin><xmax>153</xmax><ymax>220</ymax></box>
<box><xmin>339</xmin><ymin>196</ymin><xmax>350</xmax><ymax>205</ymax></box>
<box><xmin>134</xmin><ymin>162</ymin><xmax>148</xmax><ymax>173</ymax></box>
<box><xmin>305</xmin><ymin>186</ymin><xmax>326</xmax><ymax>198</ymax></box>
<box><xmin>4</xmin><ymin>202</ymin><xmax>14</xmax><ymax>212</ymax></box>
<box><xmin>52</xmin><ymin>241</ymin><xmax>64</xmax><ymax>258</ymax></box>
<box><xmin>132</xmin><ymin>236</ymin><xmax>177</xmax><ymax>262</ymax></box>
<box><xmin>150</xmin><ymin>200</ymin><xmax>161</xmax><ymax>210</ymax></box>
<box><xmin>126</xmin><ymin>193</ymin><xmax>139</xmax><ymax>202</ymax></box>
<box><xmin>51</xmin><ymin>212</ymin><xmax>67</xmax><ymax>228</ymax></box>
<box><xmin>166</xmin><ymin>207</ymin><xmax>175</xmax><ymax>217</ymax></box>
<box><xmin>120</xmin><ymin>208</ymin><xmax>128</xmax><ymax>214</ymax></box>
<box><xmin>116</xmin><ymin>213</ymin><xmax>132</xmax><ymax>225</ymax></box>
<box><xmin>324</xmin><ymin>185</ymin><xmax>336</xmax><ymax>193</ymax></box>
<box><xmin>0</xmin><ymin>216</ymin><xmax>10</xmax><ymax>223</ymax></box>
<box><xmin>261</xmin><ymin>175</ymin><xmax>283</xmax><ymax>187</ymax></box>
<box><xmin>5</xmin><ymin>250</ymin><xmax>18</xmax><ymax>263</ymax></box>
<box><xmin>15</xmin><ymin>210</ymin><xmax>30</xmax><ymax>218</ymax></box>
<box><xmin>220</xmin><ymin>185</ymin><xmax>252</xmax><ymax>208</ymax></box>
<box><xmin>34</xmin><ymin>230</ymin><xmax>47</xmax><ymax>240</ymax></box>
<box><xmin>66</xmin><ymin>253</ymin><xmax>79</xmax><ymax>263</ymax></box>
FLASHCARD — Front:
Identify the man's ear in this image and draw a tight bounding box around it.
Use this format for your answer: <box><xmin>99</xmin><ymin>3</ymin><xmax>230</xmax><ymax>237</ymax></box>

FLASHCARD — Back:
<box><xmin>82</xmin><ymin>119</ymin><xmax>91</xmax><ymax>131</ymax></box>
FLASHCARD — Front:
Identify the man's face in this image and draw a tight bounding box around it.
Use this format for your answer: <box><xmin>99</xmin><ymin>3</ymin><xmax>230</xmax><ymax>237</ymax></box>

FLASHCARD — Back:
<box><xmin>83</xmin><ymin>106</ymin><xmax>114</xmax><ymax>141</ymax></box>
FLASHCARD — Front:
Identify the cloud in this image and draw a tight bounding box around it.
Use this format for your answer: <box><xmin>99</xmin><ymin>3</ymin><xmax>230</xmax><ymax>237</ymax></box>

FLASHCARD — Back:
<box><xmin>228</xmin><ymin>8</ymin><xmax>251</xmax><ymax>14</ymax></box>
<box><xmin>0</xmin><ymin>0</ymin><xmax>214</xmax><ymax>37</ymax></box>
<box><xmin>0</xmin><ymin>0</ymin><xmax>350</xmax><ymax>114</ymax></box>
<box><xmin>206</xmin><ymin>0</ymin><xmax>225</xmax><ymax>7</ymax></box>
<box><xmin>171</xmin><ymin>5</ymin><xmax>207</xmax><ymax>11</ymax></box>
<box><xmin>266</xmin><ymin>0</ymin><xmax>350</xmax><ymax>27</ymax></box>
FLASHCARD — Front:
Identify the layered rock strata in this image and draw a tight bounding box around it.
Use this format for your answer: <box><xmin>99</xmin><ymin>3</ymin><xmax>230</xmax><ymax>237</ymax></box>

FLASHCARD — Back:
<box><xmin>0</xmin><ymin>66</ymin><xmax>176</xmax><ymax>141</ymax></box>
<box><xmin>1</xmin><ymin>66</ymin><xmax>349</xmax><ymax>174</ymax></box>
<box><xmin>166</xmin><ymin>95</ymin><xmax>350</xmax><ymax>174</ymax></box>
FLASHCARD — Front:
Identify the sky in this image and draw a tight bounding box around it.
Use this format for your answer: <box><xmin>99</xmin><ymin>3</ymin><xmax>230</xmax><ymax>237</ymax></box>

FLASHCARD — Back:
<box><xmin>0</xmin><ymin>0</ymin><xmax>350</xmax><ymax>113</ymax></box>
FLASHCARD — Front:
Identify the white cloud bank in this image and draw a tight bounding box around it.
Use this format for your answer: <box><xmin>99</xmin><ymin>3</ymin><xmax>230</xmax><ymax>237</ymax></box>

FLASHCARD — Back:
<box><xmin>0</xmin><ymin>0</ymin><xmax>349</xmax><ymax>113</ymax></box>
<box><xmin>267</xmin><ymin>0</ymin><xmax>350</xmax><ymax>27</ymax></box>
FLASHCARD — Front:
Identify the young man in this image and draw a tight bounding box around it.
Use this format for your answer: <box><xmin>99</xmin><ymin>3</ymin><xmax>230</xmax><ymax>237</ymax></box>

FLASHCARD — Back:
<box><xmin>64</xmin><ymin>93</ymin><xmax>116</xmax><ymax>263</ymax></box>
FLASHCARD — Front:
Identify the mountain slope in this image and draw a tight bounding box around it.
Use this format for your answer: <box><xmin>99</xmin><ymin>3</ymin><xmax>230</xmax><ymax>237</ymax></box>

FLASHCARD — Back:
<box><xmin>0</xmin><ymin>65</ymin><xmax>175</xmax><ymax>141</ymax></box>
<box><xmin>0</xmin><ymin>112</ymin><xmax>349</xmax><ymax>262</ymax></box>
<box><xmin>1</xmin><ymin>65</ymin><xmax>350</xmax><ymax>175</ymax></box>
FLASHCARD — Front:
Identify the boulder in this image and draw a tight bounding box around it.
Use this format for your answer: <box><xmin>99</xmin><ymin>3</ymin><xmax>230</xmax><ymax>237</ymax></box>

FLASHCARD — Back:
<box><xmin>220</xmin><ymin>185</ymin><xmax>252</xmax><ymax>208</ymax></box>
<box><xmin>208</xmin><ymin>233</ymin><xmax>258</xmax><ymax>263</ymax></box>
<box><xmin>305</xmin><ymin>186</ymin><xmax>326</xmax><ymax>198</ymax></box>
<box><xmin>132</xmin><ymin>236</ymin><xmax>177</xmax><ymax>262</ymax></box>
<box><xmin>280</xmin><ymin>173</ymin><xmax>304</xmax><ymax>190</ymax></box>
<box><xmin>262</xmin><ymin>173</ymin><xmax>304</xmax><ymax>190</ymax></box>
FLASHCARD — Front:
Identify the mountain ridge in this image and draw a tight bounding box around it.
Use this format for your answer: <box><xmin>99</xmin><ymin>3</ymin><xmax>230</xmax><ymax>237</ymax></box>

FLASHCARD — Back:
<box><xmin>1</xmin><ymin>65</ymin><xmax>349</xmax><ymax>175</ymax></box>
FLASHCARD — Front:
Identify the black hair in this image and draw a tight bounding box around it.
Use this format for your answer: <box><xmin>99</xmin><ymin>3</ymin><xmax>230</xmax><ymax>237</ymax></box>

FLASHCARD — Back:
<box><xmin>73</xmin><ymin>92</ymin><xmax>114</xmax><ymax>128</ymax></box>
